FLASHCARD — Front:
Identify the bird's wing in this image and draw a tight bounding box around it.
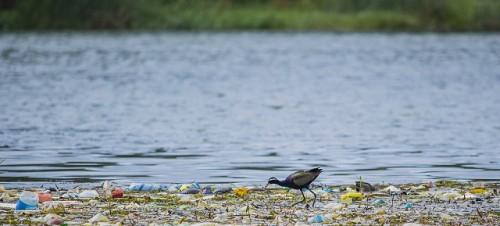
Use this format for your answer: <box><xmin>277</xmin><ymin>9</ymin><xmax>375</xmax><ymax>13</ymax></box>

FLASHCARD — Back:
<box><xmin>290</xmin><ymin>171</ymin><xmax>316</xmax><ymax>186</ymax></box>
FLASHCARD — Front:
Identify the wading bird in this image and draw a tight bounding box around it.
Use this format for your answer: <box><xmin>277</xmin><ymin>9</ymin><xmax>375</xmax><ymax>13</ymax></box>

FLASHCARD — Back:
<box><xmin>266</xmin><ymin>167</ymin><xmax>322</xmax><ymax>207</ymax></box>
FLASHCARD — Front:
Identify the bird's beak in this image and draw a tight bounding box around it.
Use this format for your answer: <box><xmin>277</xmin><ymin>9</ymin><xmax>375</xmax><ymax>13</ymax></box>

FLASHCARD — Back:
<box><xmin>264</xmin><ymin>183</ymin><xmax>269</xmax><ymax>188</ymax></box>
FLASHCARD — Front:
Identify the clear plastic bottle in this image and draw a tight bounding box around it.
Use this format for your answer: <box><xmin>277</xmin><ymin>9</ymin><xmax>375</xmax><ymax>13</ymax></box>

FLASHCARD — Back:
<box><xmin>15</xmin><ymin>191</ymin><xmax>39</xmax><ymax>210</ymax></box>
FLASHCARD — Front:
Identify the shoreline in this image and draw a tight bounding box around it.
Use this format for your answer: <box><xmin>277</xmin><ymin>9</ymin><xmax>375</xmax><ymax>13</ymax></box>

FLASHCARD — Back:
<box><xmin>1</xmin><ymin>180</ymin><xmax>499</xmax><ymax>225</ymax></box>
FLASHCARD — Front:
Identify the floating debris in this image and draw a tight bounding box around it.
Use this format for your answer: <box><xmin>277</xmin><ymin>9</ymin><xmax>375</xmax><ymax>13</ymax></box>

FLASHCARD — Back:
<box><xmin>89</xmin><ymin>213</ymin><xmax>110</xmax><ymax>223</ymax></box>
<box><xmin>15</xmin><ymin>191</ymin><xmax>38</xmax><ymax>210</ymax></box>
<box><xmin>37</xmin><ymin>193</ymin><xmax>52</xmax><ymax>203</ymax></box>
<box><xmin>0</xmin><ymin>180</ymin><xmax>499</xmax><ymax>225</ymax></box>
<box><xmin>128</xmin><ymin>183</ymin><xmax>164</xmax><ymax>191</ymax></box>
<box><xmin>234</xmin><ymin>187</ymin><xmax>248</xmax><ymax>197</ymax></box>
<box><xmin>111</xmin><ymin>188</ymin><xmax>124</xmax><ymax>198</ymax></box>
<box><xmin>214</xmin><ymin>187</ymin><xmax>233</xmax><ymax>194</ymax></box>
<box><xmin>78</xmin><ymin>190</ymin><xmax>99</xmax><ymax>198</ymax></box>
<box><xmin>181</xmin><ymin>189</ymin><xmax>200</xmax><ymax>194</ymax></box>
<box><xmin>341</xmin><ymin>192</ymin><xmax>363</xmax><ymax>202</ymax></box>
<box><xmin>201</xmin><ymin>187</ymin><xmax>213</xmax><ymax>195</ymax></box>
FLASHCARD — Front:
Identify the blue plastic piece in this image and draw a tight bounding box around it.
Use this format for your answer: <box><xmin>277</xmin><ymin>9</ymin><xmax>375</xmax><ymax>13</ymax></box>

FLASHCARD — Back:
<box><xmin>15</xmin><ymin>191</ymin><xmax>38</xmax><ymax>210</ymax></box>
<box><xmin>308</xmin><ymin>215</ymin><xmax>323</xmax><ymax>223</ymax></box>
<box><xmin>128</xmin><ymin>183</ymin><xmax>165</xmax><ymax>191</ymax></box>
<box><xmin>191</xmin><ymin>183</ymin><xmax>201</xmax><ymax>189</ymax></box>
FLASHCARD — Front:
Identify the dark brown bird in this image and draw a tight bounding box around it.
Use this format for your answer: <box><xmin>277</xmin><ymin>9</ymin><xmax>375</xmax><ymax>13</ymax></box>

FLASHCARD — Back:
<box><xmin>266</xmin><ymin>167</ymin><xmax>322</xmax><ymax>207</ymax></box>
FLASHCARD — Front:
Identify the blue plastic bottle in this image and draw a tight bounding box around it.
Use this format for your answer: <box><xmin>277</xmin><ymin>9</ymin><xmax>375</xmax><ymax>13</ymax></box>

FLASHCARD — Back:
<box><xmin>15</xmin><ymin>191</ymin><xmax>39</xmax><ymax>210</ymax></box>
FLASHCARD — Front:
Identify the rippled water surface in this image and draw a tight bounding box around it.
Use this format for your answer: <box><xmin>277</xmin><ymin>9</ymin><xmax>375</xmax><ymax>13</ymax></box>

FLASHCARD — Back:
<box><xmin>1</xmin><ymin>32</ymin><xmax>499</xmax><ymax>185</ymax></box>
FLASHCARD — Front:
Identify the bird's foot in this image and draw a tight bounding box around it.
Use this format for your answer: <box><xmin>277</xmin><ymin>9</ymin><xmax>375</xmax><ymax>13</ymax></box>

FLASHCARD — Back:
<box><xmin>305</xmin><ymin>203</ymin><xmax>310</xmax><ymax>209</ymax></box>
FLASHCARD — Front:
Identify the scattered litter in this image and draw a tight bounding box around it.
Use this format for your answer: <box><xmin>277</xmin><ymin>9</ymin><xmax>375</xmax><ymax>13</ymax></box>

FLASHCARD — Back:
<box><xmin>179</xmin><ymin>184</ymin><xmax>190</xmax><ymax>191</ymax></box>
<box><xmin>371</xmin><ymin>199</ymin><xmax>386</xmax><ymax>206</ymax></box>
<box><xmin>234</xmin><ymin>187</ymin><xmax>248</xmax><ymax>196</ymax></box>
<box><xmin>214</xmin><ymin>187</ymin><xmax>233</xmax><ymax>194</ymax></box>
<box><xmin>1</xmin><ymin>180</ymin><xmax>499</xmax><ymax>225</ymax></box>
<box><xmin>38</xmin><ymin>193</ymin><xmax>52</xmax><ymax>203</ymax></box>
<box><xmin>181</xmin><ymin>189</ymin><xmax>200</xmax><ymax>194</ymax></box>
<box><xmin>89</xmin><ymin>213</ymin><xmax>110</xmax><ymax>223</ymax></box>
<box><xmin>112</xmin><ymin>188</ymin><xmax>124</xmax><ymax>198</ymax></box>
<box><xmin>78</xmin><ymin>190</ymin><xmax>99</xmax><ymax>198</ymax></box>
<box><xmin>469</xmin><ymin>188</ymin><xmax>488</xmax><ymax>194</ymax></box>
<box><xmin>128</xmin><ymin>183</ymin><xmax>164</xmax><ymax>191</ymax></box>
<box><xmin>341</xmin><ymin>192</ymin><xmax>363</xmax><ymax>202</ymax></box>
<box><xmin>201</xmin><ymin>187</ymin><xmax>213</xmax><ymax>194</ymax></box>
<box><xmin>308</xmin><ymin>214</ymin><xmax>323</xmax><ymax>223</ymax></box>
<box><xmin>15</xmin><ymin>191</ymin><xmax>39</xmax><ymax>210</ymax></box>
<box><xmin>323</xmin><ymin>202</ymin><xmax>343</xmax><ymax>210</ymax></box>
<box><xmin>382</xmin><ymin>185</ymin><xmax>401</xmax><ymax>192</ymax></box>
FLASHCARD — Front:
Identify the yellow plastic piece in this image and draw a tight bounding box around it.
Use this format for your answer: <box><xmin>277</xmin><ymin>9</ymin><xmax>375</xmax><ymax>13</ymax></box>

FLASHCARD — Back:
<box><xmin>469</xmin><ymin>188</ymin><xmax>488</xmax><ymax>194</ymax></box>
<box><xmin>234</xmin><ymin>187</ymin><xmax>248</xmax><ymax>197</ymax></box>
<box><xmin>341</xmin><ymin>192</ymin><xmax>363</xmax><ymax>201</ymax></box>
<box><xmin>179</xmin><ymin>185</ymin><xmax>190</xmax><ymax>191</ymax></box>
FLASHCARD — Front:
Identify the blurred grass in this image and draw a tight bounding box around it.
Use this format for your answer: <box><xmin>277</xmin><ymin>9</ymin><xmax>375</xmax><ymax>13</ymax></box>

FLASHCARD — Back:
<box><xmin>1</xmin><ymin>0</ymin><xmax>500</xmax><ymax>31</ymax></box>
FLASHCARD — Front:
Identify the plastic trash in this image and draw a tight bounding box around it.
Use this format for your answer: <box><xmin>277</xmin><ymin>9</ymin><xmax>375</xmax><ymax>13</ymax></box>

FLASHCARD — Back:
<box><xmin>112</xmin><ymin>188</ymin><xmax>124</xmax><ymax>198</ymax></box>
<box><xmin>61</xmin><ymin>193</ymin><xmax>79</xmax><ymax>199</ymax></box>
<box><xmin>320</xmin><ymin>215</ymin><xmax>333</xmax><ymax>223</ymax></box>
<box><xmin>307</xmin><ymin>214</ymin><xmax>332</xmax><ymax>223</ymax></box>
<box><xmin>469</xmin><ymin>188</ymin><xmax>488</xmax><ymax>194</ymax></box>
<box><xmin>341</xmin><ymin>192</ymin><xmax>363</xmax><ymax>202</ymax></box>
<box><xmin>168</xmin><ymin>185</ymin><xmax>179</xmax><ymax>192</ymax></box>
<box><xmin>15</xmin><ymin>191</ymin><xmax>39</xmax><ymax>210</ymax></box>
<box><xmin>234</xmin><ymin>187</ymin><xmax>248</xmax><ymax>196</ymax></box>
<box><xmin>406</xmin><ymin>202</ymin><xmax>413</xmax><ymax>209</ymax></box>
<box><xmin>382</xmin><ymin>185</ymin><xmax>401</xmax><ymax>192</ymax></box>
<box><xmin>47</xmin><ymin>218</ymin><xmax>63</xmax><ymax>225</ymax></box>
<box><xmin>191</xmin><ymin>182</ymin><xmax>201</xmax><ymax>189</ymax></box>
<box><xmin>128</xmin><ymin>183</ymin><xmax>164</xmax><ymax>191</ymax></box>
<box><xmin>324</xmin><ymin>202</ymin><xmax>343</xmax><ymax>210</ymax></box>
<box><xmin>202</xmin><ymin>187</ymin><xmax>213</xmax><ymax>194</ymax></box>
<box><xmin>214</xmin><ymin>187</ymin><xmax>233</xmax><ymax>194</ymax></box>
<box><xmin>78</xmin><ymin>190</ymin><xmax>99</xmax><ymax>198</ymax></box>
<box><xmin>308</xmin><ymin>215</ymin><xmax>323</xmax><ymax>223</ymax></box>
<box><xmin>44</xmin><ymin>214</ymin><xmax>63</xmax><ymax>225</ymax></box>
<box><xmin>89</xmin><ymin>213</ymin><xmax>110</xmax><ymax>223</ymax></box>
<box><xmin>181</xmin><ymin>189</ymin><xmax>200</xmax><ymax>194</ymax></box>
<box><xmin>179</xmin><ymin>185</ymin><xmax>190</xmax><ymax>191</ymax></box>
<box><xmin>371</xmin><ymin>199</ymin><xmax>386</xmax><ymax>206</ymax></box>
<box><xmin>38</xmin><ymin>193</ymin><xmax>52</xmax><ymax>203</ymax></box>
<box><xmin>102</xmin><ymin>180</ymin><xmax>112</xmax><ymax>190</ymax></box>
<box><xmin>323</xmin><ymin>187</ymin><xmax>340</xmax><ymax>193</ymax></box>
<box><xmin>0</xmin><ymin>191</ymin><xmax>15</xmax><ymax>202</ymax></box>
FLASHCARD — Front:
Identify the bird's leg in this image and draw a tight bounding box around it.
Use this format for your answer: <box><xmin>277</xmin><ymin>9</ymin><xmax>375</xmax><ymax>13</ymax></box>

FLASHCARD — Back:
<box><xmin>306</xmin><ymin>188</ymin><xmax>317</xmax><ymax>207</ymax></box>
<box><xmin>291</xmin><ymin>189</ymin><xmax>307</xmax><ymax>207</ymax></box>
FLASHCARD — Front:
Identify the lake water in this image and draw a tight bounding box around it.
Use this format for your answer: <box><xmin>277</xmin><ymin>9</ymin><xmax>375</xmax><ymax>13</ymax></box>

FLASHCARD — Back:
<box><xmin>1</xmin><ymin>32</ymin><xmax>499</xmax><ymax>185</ymax></box>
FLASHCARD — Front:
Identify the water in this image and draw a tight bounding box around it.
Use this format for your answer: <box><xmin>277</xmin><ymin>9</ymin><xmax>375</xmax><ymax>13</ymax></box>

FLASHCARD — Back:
<box><xmin>1</xmin><ymin>32</ymin><xmax>499</xmax><ymax>185</ymax></box>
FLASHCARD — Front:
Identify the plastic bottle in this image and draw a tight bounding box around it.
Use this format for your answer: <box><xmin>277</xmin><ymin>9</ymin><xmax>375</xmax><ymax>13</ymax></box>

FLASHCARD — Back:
<box><xmin>15</xmin><ymin>191</ymin><xmax>39</xmax><ymax>210</ymax></box>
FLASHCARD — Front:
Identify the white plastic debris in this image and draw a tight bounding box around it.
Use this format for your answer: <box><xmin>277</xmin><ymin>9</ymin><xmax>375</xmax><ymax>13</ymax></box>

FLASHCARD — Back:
<box><xmin>323</xmin><ymin>202</ymin><xmax>344</xmax><ymax>210</ymax></box>
<box><xmin>78</xmin><ymin>190</ymin><xmax>99</xmax><ymax>198</ymax></box>
<box><xmin>89</xmin><ymin>213</ymin><xmax>110</xmax><ymax>223</ymax></box>
<box><xmin>382</xmin><ymin>185</ymin><xmax>401</xmax><ymax>192</ymax></box>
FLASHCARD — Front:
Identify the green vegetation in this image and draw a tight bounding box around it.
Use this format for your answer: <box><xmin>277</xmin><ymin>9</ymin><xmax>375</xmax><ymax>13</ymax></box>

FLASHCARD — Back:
<box><xmin>1</xmin><ymin>0</ymin><xmax>500</xmax><ymax>31</ymax></box>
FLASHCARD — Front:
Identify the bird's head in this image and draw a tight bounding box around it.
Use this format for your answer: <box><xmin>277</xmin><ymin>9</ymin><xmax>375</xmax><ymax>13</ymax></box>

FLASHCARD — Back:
<box><xmin>265</xmin><ymin>177</ymin><xmax>280</xmax><ymax>188</ymax></box>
